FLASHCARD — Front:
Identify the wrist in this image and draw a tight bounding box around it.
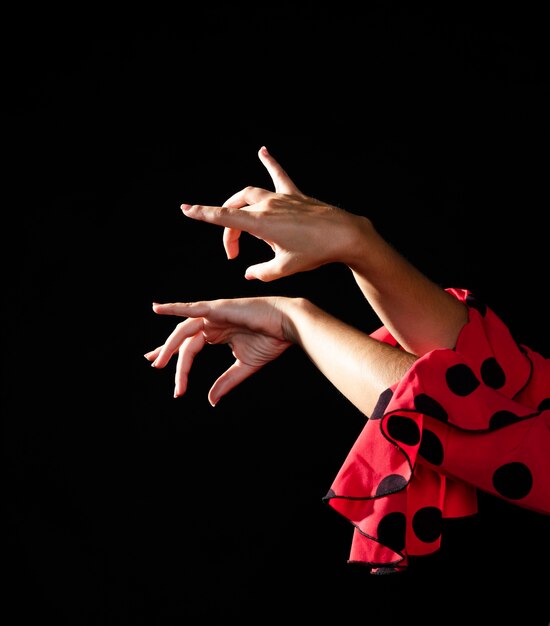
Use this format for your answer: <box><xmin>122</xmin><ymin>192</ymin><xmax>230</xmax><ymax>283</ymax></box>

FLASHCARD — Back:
<box><xmin>279</xmin><ymin>297</ymin><xmax>318</xmax><ymax>345</ymax></box>
<box><xmin>338</xmin><ymin>214</ymin><xmax>377</xmax><ymax>268</ymax></box>
<box><xmin>344</xmin><ymin>216</ymin><xmax>393</xmax><ymax>278</ymax></box>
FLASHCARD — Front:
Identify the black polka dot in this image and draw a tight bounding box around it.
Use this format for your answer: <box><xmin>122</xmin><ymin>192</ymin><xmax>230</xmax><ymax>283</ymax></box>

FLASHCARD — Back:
<box><xmin>489</xmin><ymin>410</ymin><xmax>522</xmax><ymax>430</ymax></box>
<box><xmin>419</xmin><ymin>429</ymin><xmax>444</xmax><ymax>466</ymax></box>
<box><xmin>480</xmin><ymin>357</ymin><xmax>506</xmax><ymax>389</ymax></box>
<box><xmin>370</xmin><ymin>388</ymin><xmax>394</xmax><ymax>420</ymax></box>
<box><xmin>412</xmin><ymin>506</ymin><xmax>442</xmax><ymax>543</ymax></box>
<box><xmin>386</xmin><ymin>414</ymin><xmax>421</xmax><ymax>446</ymax></box>
<box><xmin>492</xmin><ymin>462</ymin><xmax>533</xmax><ymax>500</ymax></box>
<box><xmin>465</xmin><ymin>293</ymin><xmax>487</xmax><ymax>316</ymax></box>
<box><xmin>377</xmin><ymin>512</ymin><xmax>406</xmax><ymax>553</ymax></box>
<box><xmin>414</xmin><ymin>393</ymin><xmax>448</xmax><ymax>422</ymax></box>
<box><xmin>538</xmin><ymin>398</ymin><xmax>550</xmax><ymax>411</ymax></box>
<box><xmin>446</xmin><ymin>363</ymin><xmax>480</xmax><ymax>396</ymax></box>
<box><xmin>376</xmin><ymin>474</ymin><xmax>408</xmax><ymax>496</ymax></box>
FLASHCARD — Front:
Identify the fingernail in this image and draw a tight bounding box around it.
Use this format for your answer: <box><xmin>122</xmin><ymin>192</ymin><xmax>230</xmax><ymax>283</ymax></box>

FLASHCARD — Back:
<box><xmin>181</xmin><ymin>203</ymin><xmax>192</xmax><ymax>211</ymax></box>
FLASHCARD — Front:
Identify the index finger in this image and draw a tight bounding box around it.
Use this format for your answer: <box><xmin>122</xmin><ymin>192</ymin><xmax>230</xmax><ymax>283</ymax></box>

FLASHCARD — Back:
<box><xmin>181</xmin><ymin>188</ymin><xmax>270</xmax><ymax>233</ymax></box>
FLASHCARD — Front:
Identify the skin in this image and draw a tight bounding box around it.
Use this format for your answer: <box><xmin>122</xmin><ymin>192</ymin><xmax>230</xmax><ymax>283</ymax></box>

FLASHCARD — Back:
<box><xmin>145</xmin><ymin>147</ymin><xmax>468</xmax><ymax>411</ymax></box>
<box><xmin>179</xmin><ymin>146</ymin><xmax>468</xmax><ymax>356</ymax></box>
<box><xmin>144</xmin><ymin>297</ymin><xmax>418</xmax><ymax>413</ymax></box>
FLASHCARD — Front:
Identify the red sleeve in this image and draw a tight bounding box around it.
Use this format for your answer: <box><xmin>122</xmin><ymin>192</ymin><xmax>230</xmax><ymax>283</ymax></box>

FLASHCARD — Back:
<box><xmin>323</xmin><ymin>288</ymin><xmax>550</xmax><ymax>573</ymax></box>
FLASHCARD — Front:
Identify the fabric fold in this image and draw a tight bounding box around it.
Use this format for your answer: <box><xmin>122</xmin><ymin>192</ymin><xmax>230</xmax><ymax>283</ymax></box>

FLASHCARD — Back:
<box><xmin>323</xmin><ymin>288</ymin><xmax>550</xmax><ymax>573</ymax></box>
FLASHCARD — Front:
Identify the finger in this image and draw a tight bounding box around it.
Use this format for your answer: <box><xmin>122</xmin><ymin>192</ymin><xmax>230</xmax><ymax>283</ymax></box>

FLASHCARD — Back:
<box><xmin>245</xmin><ymin>265</ymin><xmax>282</xmax><ymax>282</ymax></box>
<box><xmin>223</xmin><ymin>225</ymin><xmax>241</xmax><ymax>260</ymax></box>
<box><xmin>181</xmin><ymin>188</ymin><xmax>271</xmax><ymax>230</ymax></box>
<box><xmin>174</xmin><ymin>332</ymin><xmax>206</xmax><ymax>398</ymax></box>
<box><xmin>216</xmin><ymin>189</ymin><xmax>269</xmax><ymax>259</ymax></box>
<box><xmin>219</xmin><ymin>190</ymin><xmax>259</xmax><ymax>261</ymax></box>
<box><xmin>144</xmin><ymin>347</ymin><xmax>162</xmax><ymax>361</ymax></box>
<box><xmin>244</xmin><ymin>253</ymin><xmax>295</xmax><ymax>282</ymax></box>
<box><xmin>208</xmin><ymin>360</ymin><xmax>259</xmax><ymax>407</ymax></box>
<box><xmin>152</xmin><ymin>301</ymin><xmax>212</xmax><ymax>317</ymax></box>
<box><xmin>258</xmin><ymin>146</ymin><xmax>301</xmax><ymax>194</ymax></box>
<box><xmin>151</xmin><ymin>317</ymin><xmax>204</xmax><ymax>369</ymax></box>
<box><xmin>219</xmin><ymin>186</ymin><xmax>272</xmax><ymax>210</ymax></box>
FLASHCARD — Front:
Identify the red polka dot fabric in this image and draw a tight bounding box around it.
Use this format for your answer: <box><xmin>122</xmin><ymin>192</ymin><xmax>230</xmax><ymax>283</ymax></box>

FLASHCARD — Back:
<box><xmin>323</xmin><ymin>288</ymin><xmax>550</xmax><ymax>573</ymax></box>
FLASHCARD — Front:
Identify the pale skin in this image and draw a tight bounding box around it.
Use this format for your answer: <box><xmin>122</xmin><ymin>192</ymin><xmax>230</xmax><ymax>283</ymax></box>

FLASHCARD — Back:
<box><xmin>145</xmin><ymin>147</ymin><xmax>468</xmax><ymax>412</ymax></box>
<box><xmin>145</xmin><ymin>297</ymin><xmax>418</xmax><ymax>411</ymax></box>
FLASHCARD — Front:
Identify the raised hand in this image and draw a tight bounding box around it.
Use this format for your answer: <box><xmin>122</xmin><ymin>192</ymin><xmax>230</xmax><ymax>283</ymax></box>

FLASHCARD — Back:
<box><xmin>180</xmin><ymin>146</ymin><xmax>368</xmax><ymax>281</ymax></box>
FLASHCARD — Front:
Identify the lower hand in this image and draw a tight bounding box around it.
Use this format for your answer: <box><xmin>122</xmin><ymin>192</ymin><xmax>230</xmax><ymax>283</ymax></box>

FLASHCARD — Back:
<box><xmin>144</xmin><ymin>297</ymin><xmax>294</xmax><ymax>406</ymax></box>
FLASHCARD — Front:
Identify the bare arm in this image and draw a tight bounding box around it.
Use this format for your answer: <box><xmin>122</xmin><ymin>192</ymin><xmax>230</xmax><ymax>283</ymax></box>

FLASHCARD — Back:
<box><xmin>145</xmin><ymin>296</ymin><xmax>417</xmax><ymax>416</ymax></box>
<box><xmin>282</xmin><ymin>298</ymin><xmax>418</xmax><ymax>415</ymax></box>
<box><xmin>180</xmin><ymin>147</ymin><xmax>468</xmax><ymax>356</ymax></box>
<box><xmin>344</xmin><ymin>217</ymin><xmax>468</xmax><ymax>355</ymax></box>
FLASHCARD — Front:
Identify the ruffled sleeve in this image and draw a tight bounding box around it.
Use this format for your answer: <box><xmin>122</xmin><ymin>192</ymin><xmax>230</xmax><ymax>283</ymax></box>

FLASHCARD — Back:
<box><xmin>323</xmin><ymin>288</ymin><xmax>550</xmax><ymax>573</ymax></box>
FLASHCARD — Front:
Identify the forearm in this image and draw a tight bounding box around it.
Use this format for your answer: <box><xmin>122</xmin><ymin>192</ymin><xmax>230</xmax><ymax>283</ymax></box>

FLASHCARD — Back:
<box><xmin>283</xmin><ymin>298</ymin><xmax>418</xmax><ymax>417</ymax></box>
<box><xmin>343</xmin><ymin>217</ymin><xmax>468</xmax><ymax>355</ymax></box>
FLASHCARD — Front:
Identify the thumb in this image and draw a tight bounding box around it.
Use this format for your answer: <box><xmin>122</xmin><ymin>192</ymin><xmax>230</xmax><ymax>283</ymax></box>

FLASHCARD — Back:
<box><xmin>244</xmin><ymin>261</ymin><xmax>282</xmax><ymax>282</ymax></box>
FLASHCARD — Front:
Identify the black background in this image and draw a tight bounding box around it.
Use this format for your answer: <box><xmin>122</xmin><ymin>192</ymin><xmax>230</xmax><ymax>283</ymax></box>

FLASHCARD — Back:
<box><xmin>4</xmin><ymin>3</ymin><xmax>550</xmax><ymax>624</ymax></box>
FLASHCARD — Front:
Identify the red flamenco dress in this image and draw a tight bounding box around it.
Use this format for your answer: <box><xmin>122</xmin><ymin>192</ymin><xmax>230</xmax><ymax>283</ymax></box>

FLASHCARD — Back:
<box><xmin>323</xmin><ymin>288</ymin><xmax>550</xmax><ymax>573</ymax></box>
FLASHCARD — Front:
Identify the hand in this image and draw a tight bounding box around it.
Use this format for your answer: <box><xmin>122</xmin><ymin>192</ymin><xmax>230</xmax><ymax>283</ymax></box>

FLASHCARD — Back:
<box><xmin>180</xmin><ymin>146</ymin><xmax>369</xmax><ymax>281</ymax></box>
<box><xmin>144</xmin><ymin>297</ymin><xmax>294</xmax><ymax>406</ymax></box>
